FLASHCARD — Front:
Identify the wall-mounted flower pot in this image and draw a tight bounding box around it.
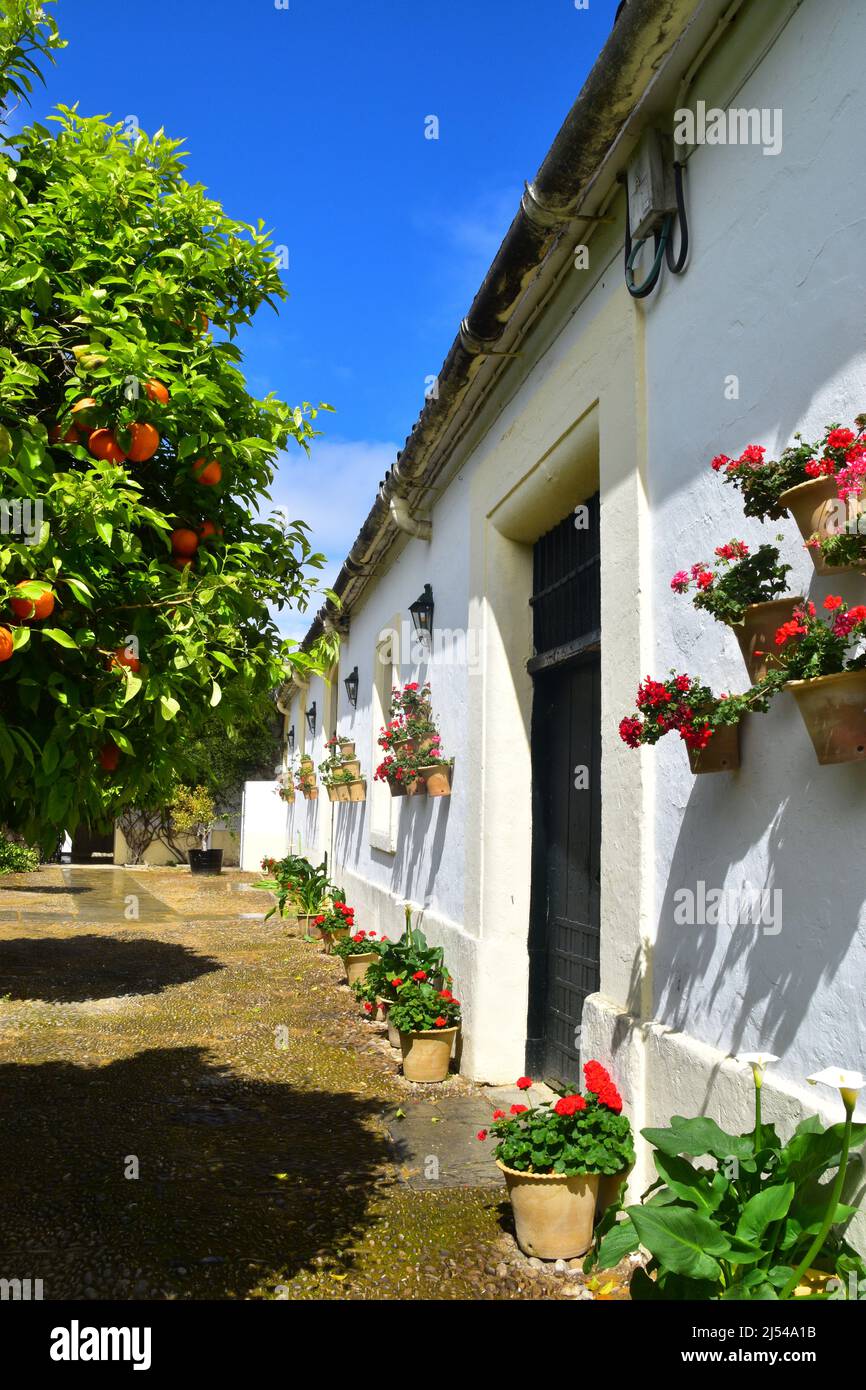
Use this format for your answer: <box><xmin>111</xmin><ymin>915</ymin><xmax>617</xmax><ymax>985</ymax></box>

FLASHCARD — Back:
<box><xmin>779</xmin><ymin>475</ymin><xmax>858</xmax><ymax>574</ymax></box>
<box><xmin>728</xmin><ymin>597</ymin><xmax>804</xmax><ymax>682</ymax></box>
<box><xmin>419</xmin><ymin>762</ymin><xmax>453</xmax><ymax>797</ymax></box>
<box><xmin>788</xmin><ymin>669</ymin><xmax>866</xmax><ymax>764</ymax></box>
<box><xmin>497</xmin><ymin>1162</ymin><xmax>600</xmax><ymax>1260</ymax></box>
<box><xmin>345</xmin><ymin>952</ymin><xmax>379</xmax><ymax>988</ymax></box>
<box><xmin>337</xmin><ymin>740</ymin><xmax>355</xmax><ymax>759</ymax></box>
<box><xmin>303</xmin><ymin>786</ymin><xmax>319</xmax><ymax>801</ymax></box>
<box><xmin>391</xmin><ymin>733</ymin><xmax>438</xmax><ymax>759</ymax></box>
<box><xmin>189</xmin><ymin>848</ymin><xmax>223</xmax><ymax>875</ymax></box>
<box><xmin>398</xmin><ymin>1025</ymin><xmax>458</xmax><ymax>1082</ymax></box>
<box><xmin>327</xmin><ymin>784</ymin><xmax>350</xmax><ymax>803</ymax></box>
<box><xmin>387</xmin><ymin>775</ymin><xmax>422</xmax><ymax>797</ymax></box>
<box><xmin>340</xmin><ymin>757</ymin><xmax>361</xmax><ymax>778</ymax></box>
<box><xmin>347</xmin><ymin>779</ymin><xmax>366</xmax><ymax>803</ymax></box>
<box><xmin>686</xmin><ymin>722</ymin><xmax>740</xmax><ymax>774</ymax></box>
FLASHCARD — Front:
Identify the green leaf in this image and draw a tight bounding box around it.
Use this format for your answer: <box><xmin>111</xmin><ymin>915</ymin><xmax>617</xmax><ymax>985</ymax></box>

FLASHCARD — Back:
<box><xmin>736</xmin><ymin>1182</ymin><xmax>795</xmax><ymax>1246</ymax></box>
<box><xmin>593</xmin><ymin>1217</ymin><xmax>641</xmax><ymax>1269</ymax></box>
<box><xmin>40</xmin><ymin>628</ymin><xmax>77</xmax><ymax>649</ymax></box>
<box><xmin>642</xmin><ymin>1116</ymin><xmax>754</xmax><ymax>1162</ymax></box>
<box><xmin>653</xmin><ymin>1151</ymin><xmax>725</xmax><ymax>1214</ymax></box>
<box><xmin>160</xmin><ymin>695</ymin><xmax>180</xmax><ymax>721</ymax></box>
<box><xmin>627</xmin><ymin>1204</ymin><xmax>729</xmax><ymax>1282</ymax></box>
<box><xmin>210</xmin><ymin>680</ymin><xmax>222</xmax><ymax>707</ymax></box>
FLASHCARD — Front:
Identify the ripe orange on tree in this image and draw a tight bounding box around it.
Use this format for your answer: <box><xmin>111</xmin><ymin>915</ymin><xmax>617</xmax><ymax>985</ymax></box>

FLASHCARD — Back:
<box><xmin>197</xmin><ymin>519</ymin><xmax>223</xmax><ymax>541</ymax></box>
<box><xmin>49</xmin><ymin>423</ymin><xmax>78</xmax><ymax>444</ymax></box>
<box><xmin>88</xmin><ymin>429</ymin><xmax>128</xmax><ymax>464</ymax></box>
<box><xmin>99</xmin><ymin>742</ymin><xmax>121</xmax><ymax>772</ymax></box>
<box><xmin>0</xmin><ymin>626</ymin><xmax>14</xmax><ymax>662</ymax></box>
<box><xmin>112</xmin><ymin>647</ymin><xmax>141</xmax><ymax>674</ymax></box>
<box><xmin>144</xmin><ymin>379</ymin><xmax>169</xmax><ymax>405</ymax></box>
<box><xmin>170</xmin><ymin>528</ymin><xmax>199</xmax><ymax>558</ymax></box>
<box><xmin>70</xmin><ymin>397</ymin><xmax>98</xmax><ymax>431</ymax></box>
<box><xmin>192</xmin><ymin>459</ymin><xmax>222</xmax><ymax>486</ymax></box>
<box><xmin>9</xmin><ymin>583</ymin><xmax>55</xmax><ymax>621</ymax></box>
<box><xmin>125</xmin><ymin>422</ymin><xmax>160</xmax><ymax>462</ymax></box>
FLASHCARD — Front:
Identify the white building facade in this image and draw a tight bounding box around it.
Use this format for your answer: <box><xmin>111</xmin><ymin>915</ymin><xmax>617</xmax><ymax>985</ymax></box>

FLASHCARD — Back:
<box><xmin>246</xmin><ymin>0</ymin><xmax>866</xmax><ymax>1201</ymax></box>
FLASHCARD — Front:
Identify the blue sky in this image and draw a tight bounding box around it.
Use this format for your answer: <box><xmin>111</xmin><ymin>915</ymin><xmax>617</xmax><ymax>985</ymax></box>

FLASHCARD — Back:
<box><xmin>20</xmin><ymin>0</ymin><xmax>619</xmax><ymax>636</ymax></box>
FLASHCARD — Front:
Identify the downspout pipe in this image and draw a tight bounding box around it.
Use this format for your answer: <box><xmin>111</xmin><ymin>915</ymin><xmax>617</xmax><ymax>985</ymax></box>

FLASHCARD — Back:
<box><xmin>387</xmin><ymin>492</ymin><xmax>432</xmax><ymax>541</ymax></box>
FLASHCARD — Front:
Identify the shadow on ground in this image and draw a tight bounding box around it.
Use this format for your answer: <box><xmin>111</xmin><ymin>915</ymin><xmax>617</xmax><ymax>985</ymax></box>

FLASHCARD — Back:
<box><xmin>0</xmin><ymin>935</ymin><xmax>224</xmax><ymax>1002</ymax></box>
<box><xmin>0</xmin><ymin>1046</ymin><xmax>390</xmax><ymax>1299</ymax></box>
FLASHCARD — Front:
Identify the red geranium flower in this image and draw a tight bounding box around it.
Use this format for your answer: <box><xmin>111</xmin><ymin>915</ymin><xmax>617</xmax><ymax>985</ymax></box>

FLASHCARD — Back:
<box><xmin>516</xmin><ymin>1076</ymin><xmax>532</xmax><ymax>1090</ymax></box>
<box><xmin>492</xmin><ymin>1109</ymin><xmax>505</xmax><ymax>1120</ymax></box>
<box><xmin>433</xmin><ymin>1016</ymin><xmax>447</xmax><ymax>1028</ymax></box>
<box><xmin>509</xmin><ymin>1103</ymin><xmax>528</xmax><ymax>1115</ymax></box>
<box><xmin>597</xmin><ymin>1082</ymin><xmax>623</xmax><ymax>1113</ymax></box>
<box><xmin>584</xmin><ymin>1060</ymin><xmax>611</xmax><ymax>1093</ymax></box>
<box><xmin>476</xmin><ymin>1129</ymin><xmax>487</xmax><ymax>1141</ymax></box>
<box><xmin>391</xmin><ymin>978</ymin><xmax>403</xmax><ymax>988</ymax></box>
<box><xmin>554</xmin><ymin>1094</ymin><xmax>586</xmax><ymax>1116</ymax></box>
<box><xmin>412</xmin><ymin>970</ymin><xmax>427</xmax><ymax>981</ymax></box>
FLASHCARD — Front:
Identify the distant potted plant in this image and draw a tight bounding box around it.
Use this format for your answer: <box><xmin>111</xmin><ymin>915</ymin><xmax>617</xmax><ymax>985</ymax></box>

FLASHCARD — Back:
<box><xmin>711</xmin><ymin>420</ymin><xmax>866</xmax><ymax>573</ymax></box>
<box><xmin>388</xmin><ymin>975</ymin><xmax>461</xmax><ymax>1083</ymax></box>
<box><xmin>333</xmin><ymin>929</ymin><xmax>383</xmax><ymax>987</ymax></box>
<box><xmin>763</xmin><ymin>595</ymin><xmax>866</xmax><ymax>764</ymax></box>
<box><xmin>321</xmin><ymin>761</ymin><xmax>366</xmax><ymax>803</ymax></box>
<box><xmin>618</xmin><ymin>673</ymin><xmax>770</xmax><ymax>774</ymax></box>
<box><xmin>476</xmin><ymin>1062</ymin><xmax>634</xmax><ymax>1260</ymax></box>
<box><xmin>670</xmin><ymin>541</ymin><xmax>800</xmax><ymax>682</ymax></box>
<box><xmin>170</xmin><ymin>784</ymin><xmax>222</xmax><ymax>874</ymax></box>
<box><xmin>315</xmin><ymin>899</ymin><xmax>355</xmax><ymax>954</ymax></box>
<box><xmin>296</xmin><ymin>764</ymin><xmax>318</xmax><ymax>801</ymax></box>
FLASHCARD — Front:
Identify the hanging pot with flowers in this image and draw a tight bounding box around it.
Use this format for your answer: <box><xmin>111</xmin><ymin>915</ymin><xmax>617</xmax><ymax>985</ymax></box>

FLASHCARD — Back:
<box><xmin>375</xmin><ymin>681</ymin><xmax>453</xmax><ymax>796</ymax></box>
<box><xmin>764</xmin><ymin>595</ymin><xmax>866</xmax><ymax>764</ymax></box>
<box><xmin>670</xmin><ymin>541</ymin><xmax>800</xmax><ymax>682</ymax></box>
<box><xmin>619</xmin><ymin>674</ymin><xmax>770</xmax><ymax>773</ymax></box>
<box><xmin>374</xmin><ymin>749</ymin><xmax>424</xmax><ymax>797</ymax></box>
<box><xmin>388</xmin><ymin>975</ymin><xmax>461</xmax><ymax>1082</ymax></box>
<box><xmin>710</xmin><ymin>420</ymin><xmax>866</xmax><ymax>574</ymax></box>
<box><xmin>476</xmin><ymin>1061</ymin><xmax>635</xmax><ymax>1260</ymax></box>
<box><xmin>333</xmin><ymin>929</ymin><xmax>383</xmax><ymax>987</ymax></box>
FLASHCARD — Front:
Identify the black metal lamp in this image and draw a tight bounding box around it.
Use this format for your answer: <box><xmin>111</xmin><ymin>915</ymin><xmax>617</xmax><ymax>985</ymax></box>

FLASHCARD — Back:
<box><xmin>305</xmin><ymin>701</ymin><xmax>317</xmax><ymax>736</ymax></box>
<box><xmin>344</xmin><ymin>665</ymin><xmax>359</xmax><ymax>708</ymax></box>
<box><xmin>409</xmin><ymin>583</ymin><xmax>434</xmax><ymax>640</ymax></box>
<box><xmin>287</xmin><ymin>724</ymin><xmax>295</xmax><ymax>753</ymax></box>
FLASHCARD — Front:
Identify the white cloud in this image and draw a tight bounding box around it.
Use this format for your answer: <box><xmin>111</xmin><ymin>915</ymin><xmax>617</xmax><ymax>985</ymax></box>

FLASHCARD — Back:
<box><xmin>266</xmin><ymin>436</ymin><xmax>398</xmax><ymax>641</ymax></box>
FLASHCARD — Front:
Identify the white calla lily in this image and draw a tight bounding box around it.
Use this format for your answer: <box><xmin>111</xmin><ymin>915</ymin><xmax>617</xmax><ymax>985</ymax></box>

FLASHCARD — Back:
<box><xmin>737</xmin><ymin>1052</ymin><xmax>779</xmax><ymax>1088</ymax></box>
<box><xmin>808</xmin><ymin>1068</ymin><xmax>864</xmax><ymax>1111</ymax></box>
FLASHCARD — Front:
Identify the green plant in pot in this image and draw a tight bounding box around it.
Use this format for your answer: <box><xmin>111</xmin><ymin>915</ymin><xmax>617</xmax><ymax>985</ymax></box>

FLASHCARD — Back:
<box><xmin>670</xmin><ymin>541</ymin><xmax>798</xmax><ymax>683</ymax></box>
<box><xmin>333</xmin><ymin>928</ymin><xmax>383</xmax><ymax>987</ymax></box>
<box><xmin>587</xmin><ymin>1055</ymin><xmax>866</xmax><ymax>1300</ymax></box>
<box><xmin>618</xmin><ymin>672</ymin><xmax>774</xmax><ymax>775</ymax></box>
<box><xmin>389</xmin><ymin>974</ymin><xmax>461</xmax><ymax>1084</ymax></box>
<box><xmin>170</xmin><ymin>784</ymin><xmax>222</xmax><ymax>874</ymax></box>
<box><xmin>313</xmin><ymin>899</ymin><xmax>354</xmax><ymax>953</ymax></box>
<box><xmin>477</xmin><ymin>1061</ymin><xmax>634</xmax><ymax>1261</ymax></box>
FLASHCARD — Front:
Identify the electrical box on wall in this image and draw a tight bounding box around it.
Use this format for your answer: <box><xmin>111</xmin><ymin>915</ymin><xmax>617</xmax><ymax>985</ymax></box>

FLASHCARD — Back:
<box><xmin>626</xmin><ymin>128</ymin><xmax>678</xmax><ymax>241</ymax></box>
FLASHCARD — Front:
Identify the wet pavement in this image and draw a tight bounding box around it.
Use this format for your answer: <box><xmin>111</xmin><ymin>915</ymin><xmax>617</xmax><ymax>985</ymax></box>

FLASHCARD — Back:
<box><xmin>0</xmin><ymin>866</ymin><xmax>629</xmax><ymax>1301</ymax></box>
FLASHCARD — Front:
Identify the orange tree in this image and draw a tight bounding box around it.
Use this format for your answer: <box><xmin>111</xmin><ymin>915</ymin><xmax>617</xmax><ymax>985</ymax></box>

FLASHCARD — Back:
<box><xmin>0</xmin><ymin>4</ymin><xmax>332</xmax><ymax>844</ymax></box>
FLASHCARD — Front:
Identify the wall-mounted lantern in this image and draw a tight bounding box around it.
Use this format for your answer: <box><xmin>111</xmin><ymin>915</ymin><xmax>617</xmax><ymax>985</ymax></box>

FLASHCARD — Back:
<box><xmin>344</xmin><ymin>666</ymin><xmax>359</xmax><ymax>708</ymax></box>
<box><xmin>409</xmin><ymin>583</ymin><xmax>434</xmax><ymax>641</ymax></box>
<box><xmin>305</xmin><ymin>702</ymin><xmax>317</xmax><ymax>736</ymax></box>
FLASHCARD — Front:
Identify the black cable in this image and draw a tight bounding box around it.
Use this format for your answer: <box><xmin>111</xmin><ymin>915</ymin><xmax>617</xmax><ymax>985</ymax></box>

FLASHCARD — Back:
<box><xmin>665</xmin><ymin>161</ymin><xmax>689</xmax><ymax>274</ymax></box>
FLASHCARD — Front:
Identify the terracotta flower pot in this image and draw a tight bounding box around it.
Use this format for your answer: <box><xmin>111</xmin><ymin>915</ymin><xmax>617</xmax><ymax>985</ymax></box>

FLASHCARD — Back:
<box><xmin>386</xmin><ymin>1012</ymin><xmax>400</xmax><ymax>1048</ymax></box>
<box><xmin>330</xmin><ymin>783</ymin><xmax>351</xmax><ymax>802</ymax></box>
<box><xmin>419</xmin><ymin>762</ymin><xmax>453</xmax><ymax>797</ymax></box>
<box><xmin>788</xmin><ymin>669</ymin><xmax>866</xmax><ymax>764</ymax></box>
<box><xmin>779</xmin><ymin>475</ymin><xmax>860</xmax><ymax>574</ymax></box>
<box><xmin>387</xmin><ymin>775</ymin><xmax>422</xmax><ymax>797</ymax></box>
<box><xmin>337</xmin><ymin>740</ymin><xmax>355</xmax><ymax>759</ymax></box>
<box><xmin>728</xmin><ymin>597</ymin><xmax>804</xmax><ymax>682</ymax></box>
<box><xmin>686</xmin><ymin>722</ymin><xmax>740</xmax><ymax>774</ymax></box>
<box><xmin>375</xmin><ymin>996</ymin><xmax>389</xmax><ymax>1025</ymax></box>
<box><xmin>295</xmin><ymin>913</ymin><xmax>321</xmax><ymax>937</ymax></box>
<box><xmin>595</xmin><ymin>1165</ymin><xmax>633</xmax><ymax>1221</ymax></box>
<box><xmin>320</xmin><ymin>925</ymin><xmax>349</xmax><ymax>956</ymax></box>
<box><xmin>497</xmin><ymin>1162</ymin><xmax>600</xmax><ymax>1260</ymax></box>
<box><xmin>345</xmin><ymin>951</ymin><xmax>379</xmax><ymax>987</ymax></box>
<box><xmin>347</xmin><ymin>779</ymin><xmax>366</xmax><ymax>802</ymax></box>
<box><xmin>304</xmin><ymin>786</ymin><xmax>319</xmax><ymax>801</ymax></box>
<box><xmin>341</xmin><ymin>758</ymin><xmax>361</xmax><ymax>778</ymax></box>
<box><xmin>398</xmin><ymin>1025</ymin><xmax>458</xmax><ymax>1082</ymax></box>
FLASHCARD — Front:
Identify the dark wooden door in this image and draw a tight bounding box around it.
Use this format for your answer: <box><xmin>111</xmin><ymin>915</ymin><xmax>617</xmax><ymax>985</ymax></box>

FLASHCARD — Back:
<box><xmin>526</xmin><ymin>500</ymin><xmax>601</xmax><ymax>1085</ymax></box>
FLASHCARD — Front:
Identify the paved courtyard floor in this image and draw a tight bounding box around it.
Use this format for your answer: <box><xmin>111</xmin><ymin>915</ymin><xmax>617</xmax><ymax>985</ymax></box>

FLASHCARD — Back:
<box><xmin>0</xmin><ymin>866</ymin><xmax>628</xmax><ymax>1301</ymax></box>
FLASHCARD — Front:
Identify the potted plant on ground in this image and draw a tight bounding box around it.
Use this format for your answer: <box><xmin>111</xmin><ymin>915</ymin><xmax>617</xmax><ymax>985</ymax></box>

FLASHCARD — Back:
<box><xmin>170</xmin><ymin>784</ymin><xmax>222</xmax><ymax>874</ymax></box>
<box><xmin>762</xmin><ymin>595</ymin><xmax>866</xmax><ymax>764</ymax></box>
<box><xmin>619</xmin><ymin>673</ymin><xmax>770</xmax><ymax>773</ymax></box>
<box><xmin>711</xmin><ymin>420</ymin><xmax>866</xmax><ymax>573</ymax></box>
<box><xmin>587</xmin><ymin>1054</ymin><xmax>866</xmax><ymax>1300</ymax></box>
<box><xmin>670</xmin><ymin>541</ymin><xmax>800</xmax><ymax>682</ymax></box>
<box><xmin>477</xmin><ymin>1062</ymin><xmax>634</xmax><ymax>1260</ymax></box>
<box><xmin>314</xmin><ymin>898</ymin><xmax>355</xmax><ymax>954</ymax></box>
<box><xmin>333</xmin><ymin>929</ymin><xmax>383</xmax><ymax>987</ymax></box>
<box><xmin>388</xmin><ymin>975</ymin><xmax>461</xmax><ymax>1082</ymax></box>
